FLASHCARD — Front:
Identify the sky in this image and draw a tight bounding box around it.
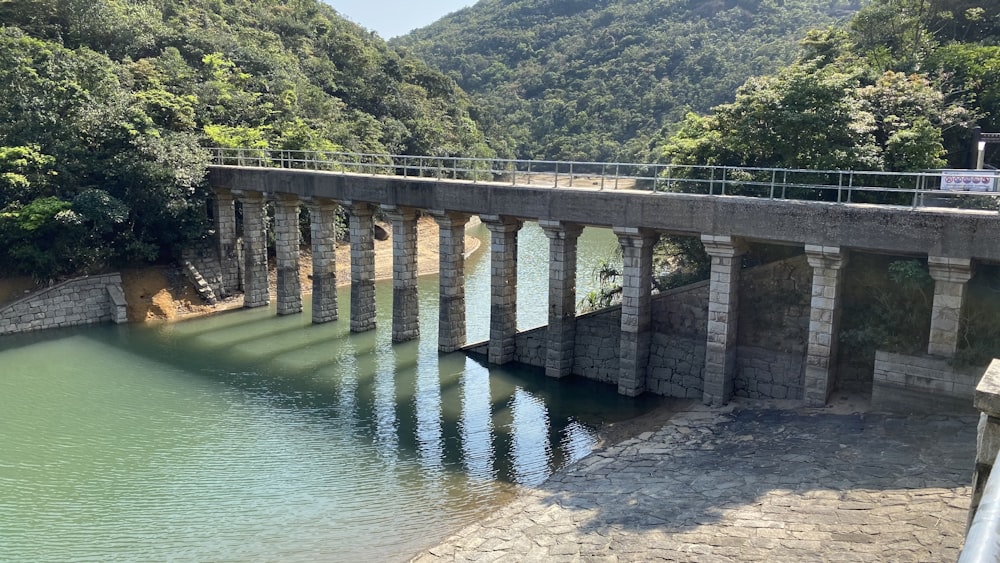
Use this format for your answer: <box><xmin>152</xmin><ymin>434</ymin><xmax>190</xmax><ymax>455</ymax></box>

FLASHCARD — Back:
<box><xmin>323</xmin><ymin>0</ymin><xmax>475</xmax><ymax>39</ymax></box>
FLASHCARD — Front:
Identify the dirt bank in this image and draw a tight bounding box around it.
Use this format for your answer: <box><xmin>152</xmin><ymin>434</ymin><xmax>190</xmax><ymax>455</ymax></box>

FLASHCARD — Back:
<box><xmin>122</xmin><ymin>215</ymin><xmax>482</xmax><ymax>322</ymax></box>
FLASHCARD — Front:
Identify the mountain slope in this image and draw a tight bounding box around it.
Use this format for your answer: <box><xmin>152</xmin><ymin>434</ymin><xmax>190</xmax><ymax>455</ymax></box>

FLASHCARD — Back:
<box><xmin>394</xmin><ymin>0</ymin><xmax>861</xmax><ymax>160</ymax></box>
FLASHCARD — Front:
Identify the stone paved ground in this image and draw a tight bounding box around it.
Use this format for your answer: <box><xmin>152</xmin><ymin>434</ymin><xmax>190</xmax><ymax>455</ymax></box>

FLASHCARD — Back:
<box><xmin>414</xmin><ymin>401</ymin><xmax>977</xmax><ymax>562</ymax></box>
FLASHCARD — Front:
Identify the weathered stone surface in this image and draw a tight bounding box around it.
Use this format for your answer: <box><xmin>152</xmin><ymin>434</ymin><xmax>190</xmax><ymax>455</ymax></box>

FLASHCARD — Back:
<box><xmin>431</xmin><ymin>210</ymin><xmax>469</xmax><ymax>353</ymax></box>
<box><xmin>927</xmin><ymin>256</ymin><xmax>973</xmax><ymax>358</ymax></box>
<box><xmin>482</xmin><ymin>215</ymin><xmax>522</xmax><ymax>365</ymax></box>
<box><xmin>236</xmin><ymin>190</ymin><xmax>270</xmax><ymax>309</ymax></box>
<box><xmin>701</xmin><ymin>235</ymin><xmax>747</xmax><ymax>406</ymax></box>
<box><xmin>307</xmin><ymin>198</ymin><xmax>339</xmax><ymax>324</ymax></box>
<box><xmin>273</xmin><ymin>194</ymin><xmax>302</xmax><ymax>316</ymax></box>
<box><xmin>804</xmin><ymin>245</ymin><xmax>847</xmax><ymax>407</ymax></box>
<box><xmin>413</xmin><ymin>403</ymin><xmax>976</xmax><ymax>562</ymax></box>
<box><xmin>383</xmin><ymin>205</ymin><xmax>420</xmax><ymax>342</ymax></box>
<box><xmin>540</xmin><ymin>220</ymin><xmax>584</xmax><ymax>378</ymax></box>
<box><xmin>0</xmin><ymin>273</ymin><xmax>125</xmax><ymax>334</ymax></box>
<box><xmin>213</xmin><ymin>188</ymin><xmax>240</xmax><ymax>298</ymax></box>
<box><xmin>614</xmin><ymin>227</ymin><xmax>658</xmax><ymax>397</ymax></box>
<box><xmin>348</xmin><ymin>202</ymin><xmax>376</xmax><ymax>332</ymax></box>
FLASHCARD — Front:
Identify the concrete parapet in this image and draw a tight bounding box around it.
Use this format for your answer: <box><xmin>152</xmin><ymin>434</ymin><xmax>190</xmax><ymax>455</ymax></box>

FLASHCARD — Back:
<box><xmin>970</xmin><ymin>360</ymin><xmax>1000</xmax><ymax>530</ymax></box>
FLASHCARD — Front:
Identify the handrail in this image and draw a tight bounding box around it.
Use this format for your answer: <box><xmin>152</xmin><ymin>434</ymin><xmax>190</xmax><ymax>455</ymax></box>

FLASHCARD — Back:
<box><xmin>961</xmin><ymin>449</ymin><xmax>1000</xmax><ymax>562</ymax></box>
<box><xmin>205</xmin><ymin>147</ymin><xmax>1000</xmax><ymax>210</ymax></box>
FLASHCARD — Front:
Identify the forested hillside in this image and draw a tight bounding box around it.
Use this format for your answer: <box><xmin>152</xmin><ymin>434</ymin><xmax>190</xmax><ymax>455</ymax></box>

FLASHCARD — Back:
<box><xmin>654</xmin><ymin>0</ymin><xmax>1000</xmax><ymax>172</ymax></box>
<box><xmin>394</xmin><ymin>0</ymin><xmax>861</xmax><ymax>160</ymax></box>
<box><xmin>0</xmin><ymin>0</ymin><xmax>491</xmax><ymax>280</ymax></box>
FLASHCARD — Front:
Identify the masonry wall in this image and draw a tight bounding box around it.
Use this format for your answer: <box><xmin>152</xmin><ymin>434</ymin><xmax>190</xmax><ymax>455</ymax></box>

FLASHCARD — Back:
<box><xmin>872</xmin><ymin>350</ymin><xmax>982</xmax><ymax>413</ymax></box>
<box><xmin>0</xmin><ymin>273</ymin><xmax>127</xmax><ymax>335</ymax></box>
<box><xmin>468</xmin><ymin>256</ymin><xmax>812</xmax><ymax>400</ymax></box>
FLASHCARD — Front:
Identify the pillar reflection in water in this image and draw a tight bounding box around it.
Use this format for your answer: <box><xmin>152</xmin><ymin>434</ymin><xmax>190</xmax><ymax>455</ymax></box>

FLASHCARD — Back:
<box><xmin>506</xmin><ymin>387</ymin><xmax>553</xmax><ymax>486</ymax></box>
<box><xmin>373</xmin><ymin>340</ymin><xmax>399</xmax><ymax>465</ymax></box>
<box><xmin>459</xmin><ymin>358</ymin><xmax>496</xmax><ymax>482</ymax></box>
<box><xmin>415</xmin><ymin>358</ymin><xmax>444</xmax><ymax>472</ymax></box>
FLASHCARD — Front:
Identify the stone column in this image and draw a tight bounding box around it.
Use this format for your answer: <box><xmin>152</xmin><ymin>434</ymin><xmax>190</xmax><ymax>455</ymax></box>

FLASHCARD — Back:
<box><xmin>237</xmin><ymin>190</ymin><xmax>269</xmax><ymax>309</ymax></box>
<box><xmin>431</xmin><ymin>210</ymin><xmax>469</xmax><ymax>353</ymax></box>
<box><xmin>540</xmin><ymin>220</ymin><xmax>584</xmax><ymax>378</ymax></box>
<box><xmin>347</xmin><ymin>202</ymin><xmax>377</xmax><ymax>333</ymax></box>
<box><xmin>273</xmin><ymin>194</ymin><xmax>302</xmax><ymax>316</ymax></box>
<box><xmin>614</xmin><ymin>227</ymin><xmax>659</xmax><ymax>397</ymax></box>
<box><xmin>804</xmin><ymin>245</ymin><xmax>848</xmax><ymax>406</ymax></box>
<box><xmin>213</xmin><ymin>188</ymin><xmax>240</xmax><ymax>297</ymax></box>
<box><xmin>927</xmin><ymin>256</ymin><xmax>974</xmax><ymax>358</ymax></box>
<box><xmin>701</xmin><ymin>235</ymin><xmax>747</xmax><ymax>406</ymax></box>
<box><xmin>383</xmin><ymin>205</ymin><xmax>420</xmax><ymax>343</ymax></box>
<box><xmin>482</xmin><ymin>215</ymin><xmax>523</xmax><ymax>365</ymax></box>
<box><xmin>307</xmin><ymin>198</ymin><xmax>339</xmax><ymax>324</ymax></box>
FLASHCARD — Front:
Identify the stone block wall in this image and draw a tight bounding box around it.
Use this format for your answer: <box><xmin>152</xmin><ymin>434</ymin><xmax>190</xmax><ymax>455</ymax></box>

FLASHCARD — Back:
<box><xmin>872</xmin><ymin>350</ymin><xmax>983</xmax><ymax>412</ymax></box>
<box><xmin>183</xmin><ymin>236</ymin><xmax>227</xmax><ymax>298</ymax></box>
<box><xmin>735</xmin><ymin>347</ymin><xmax>806</xmax><ymax>399</ymax></box>
<box><xmin>0</xmin><ymin>273</ymin><xmax>126</xmax><ymax>335</ymax></box>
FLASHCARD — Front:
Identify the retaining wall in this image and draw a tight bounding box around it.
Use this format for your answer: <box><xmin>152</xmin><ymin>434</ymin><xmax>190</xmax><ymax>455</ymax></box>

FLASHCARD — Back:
<box><xmin>872</xmin><ymin>350</ymin><xmax>983</xmax><ymax>413</ymax></box>
<box><xmin>0</xmin><ymin>273</ymin><xmax>127</xmax><ymax>335</ymax></box>
<box><xmin>469</xmin><ymin>256</ymin><xmax>812</xmax><ymax>400</ymax></box>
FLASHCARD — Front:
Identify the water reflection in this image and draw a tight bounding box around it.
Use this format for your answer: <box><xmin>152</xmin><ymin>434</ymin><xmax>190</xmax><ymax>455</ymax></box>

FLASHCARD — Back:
<box><xmin>0</xmin><ymin>224</ymin><xmax>664</xmax><ymax>562</ymax></box>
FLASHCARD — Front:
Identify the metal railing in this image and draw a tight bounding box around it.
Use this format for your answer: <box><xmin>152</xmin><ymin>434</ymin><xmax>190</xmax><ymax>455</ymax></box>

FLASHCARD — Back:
<box><xmin>961</xmin><ymin>449</ymin><xmax>1000</xmax><ymax>562</ymax></box>
<box><xmin>207</xmin><ymin>147</ymin><xmax>1000</xmax><ymax>210</ymax></box>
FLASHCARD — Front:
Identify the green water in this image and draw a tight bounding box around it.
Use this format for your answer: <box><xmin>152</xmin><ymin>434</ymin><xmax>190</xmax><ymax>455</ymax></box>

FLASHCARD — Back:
<box><xmin>0</xmin><ymin>223</ymin><xmax>655</xmax><ymax>562</ymax></box>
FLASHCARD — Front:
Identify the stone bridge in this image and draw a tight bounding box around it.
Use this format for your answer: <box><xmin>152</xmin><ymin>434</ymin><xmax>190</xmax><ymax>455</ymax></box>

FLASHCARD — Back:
<box><xmin>206</xmin><ymin>162</ymin><xmax>1000</xmax><ymax>407</ymax></box>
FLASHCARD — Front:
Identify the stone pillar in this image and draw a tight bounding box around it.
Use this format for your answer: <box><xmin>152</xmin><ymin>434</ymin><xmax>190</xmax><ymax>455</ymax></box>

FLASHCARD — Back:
<box><xmin>701</xmin><ymin>235</ymin><xmax>747</xmax><ymax>406</ymax></box>
<box><xmin>273</xmin><ymin>194</ymin><xmax>302</xmax><ymax>316</ymax></box>
<box><xmin>614</xmin><ymin>227</ymin><xmax>659</xmax><ymax>397</ymax></box>
<box><xmin>213</xmin><ymin>188</ymin><xmax>240</xmax><ymax>297</ymax></box>
<box><xmin>540</xmin><ymin>220</ymin><xmax>584</xmax><ymax>378</ymax></box>
<box><xmin>804</xmin><ymin>245</ymin><xmax>848</xmax><ymax>406</ymax></box>
<box><xmin>927</xmin><ymin>256</ymin><xmax>974</xmax><ymax>358</ymax></box>
<box><xmin>970</xmin><ymin>360</ymin><xmax>1000</xmax><ymax>530</ymax></box>
<box><xmin>307</xmin><ymin>198</ymin><xmax>339</xmax><ymax>324</ymax></box>
<box><xmin>237</xmin><ymin>190</ymin><xmax>269</xmax><ymax>309</ymax></box>
<box><xmin>431</xmin><ymin>210</ymin><xmax>469</xmax><ymax>353</ymax></box>
<box><xmin>348</xmin><ymin>202</ymin><xmax>377</xmax><ymax>333</ymax></box>
<box><xmin>383</xmin><ymin>205</ymin><xmax>420</xmax><ymax>343</ymax></box>
<box><xmin>482</xmin><ymin>215</ymin><xmax>522</xmax><ymax>365</ymax></box>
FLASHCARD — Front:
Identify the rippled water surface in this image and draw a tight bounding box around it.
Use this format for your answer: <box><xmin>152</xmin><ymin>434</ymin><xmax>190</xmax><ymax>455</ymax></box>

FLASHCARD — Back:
<box><xmin>0</xmin><ymin>223</ymin><xmax>659</xmax><ymax>562</ymax></box>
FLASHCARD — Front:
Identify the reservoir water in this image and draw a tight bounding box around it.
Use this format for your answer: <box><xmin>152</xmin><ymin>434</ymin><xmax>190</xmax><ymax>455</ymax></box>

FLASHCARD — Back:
<box><xmin>0</xmin><ymin>223</ymin><xmax>662</xmax><ymax>562</ymax></box>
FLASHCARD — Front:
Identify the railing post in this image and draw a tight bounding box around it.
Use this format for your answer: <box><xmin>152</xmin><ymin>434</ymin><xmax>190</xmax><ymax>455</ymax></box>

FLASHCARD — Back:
<box><xmin>837</xmin><ymin>172</ymin><xmax>843</xmax><ymax>203</ymax></box>
<box><xmin>615</xmin><ymin>164</ymin><xmax>620</xmax><ymax>190</ymax></box>
<box><xmin>554</xmin><ymin>162</ymin><xmax>559</xmax><ymax>188</ymax></box>
<box><xmin>781</xmin><ymin>170</ymin><xmax>788</xmax><ymax>199</ymax></box>
<box><xmin>600</xmin><ymin>164</ymin><xmax>606</xmax><ymax>190</ymax></box>
<box><xmin>568</xmin><ymin>162</ymin><xmax>574</xmax><ymax>187</ymax></box>
<box><xmin>721</xmin><ymin>166</ymin><xmax>727</xmax><ymax>195</ymax></box>
<box><xmin>769</xmin><ymin>170</ymin><xmax>776</xmax><ymax>199</ymax></box>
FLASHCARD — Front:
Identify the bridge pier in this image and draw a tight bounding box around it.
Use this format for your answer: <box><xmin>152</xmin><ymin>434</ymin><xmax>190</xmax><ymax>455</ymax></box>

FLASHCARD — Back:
<box><xmin>804</xmin><ymin>245</ymin><xmax>847</xmax><ymax>406</ymax></box>
<box><xmin>927</xmin><ymin>257</ymin><xmax>974</xmax><ymax>358</ymax></box>
<box><xmin>307</xmin><ymin>198</ymin><xmax>339</xmax><ymax>324</ymax></box>
<box><xmin>431</xmin><ymin>211</ymin><xmax>469</xmax><ymax>353</ymax></box>
<box><xmin>383</xmin><ymin>205</ymin><xmax>420</xmax><ymax>342</ymax></box>
<box><xmin>701</xmin><ymin>235</ymin><xmax>747</xmax><ymax>406</ymax></box>
<box><xmin>212</xmin><ymin>188</ymin><xmax>240</xmax><ymax>297</ymax></box>
<box><xmin>274</xmin><ymin>194</ymin><xmax>302</xmax><ymax>316</ymax></box>
<box><xmin>236</xmin><ymin>190</ymin><xmax>270</xmax><ymax>309</ymax></box>
<box><xmin>483</xmin><ymin>215</ymin><xmax>522</xmax><ymax>365</ymax></box>
<box><xmin>348</xmin><ymin>202</ymin><xmax>377</xmax><ymax>333</ymax></box>
<box><xmin>615</xmin><ymin>227</ymin><xmax>658</xmax><ymax>397</ymax></box>
<box><xmin>540</xmin><ymin>220</ymin><xmax>583</xmax><ymax>378</ymax></box>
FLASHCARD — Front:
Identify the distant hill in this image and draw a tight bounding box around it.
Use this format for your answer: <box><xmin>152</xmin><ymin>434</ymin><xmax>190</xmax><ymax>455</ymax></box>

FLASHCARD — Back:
<box><xmin>0</xmin><ymin>0</ymin><xmax>491</xmax><ymax>280</ymax></box>
<box><xmin>394</xmin><ymin>0</ymin><xmax>861</xmax><ymax>160</ymax></box>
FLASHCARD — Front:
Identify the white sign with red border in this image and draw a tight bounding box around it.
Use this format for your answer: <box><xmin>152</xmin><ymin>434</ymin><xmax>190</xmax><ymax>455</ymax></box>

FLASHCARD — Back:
<box><xmin>941</xmin><ymin>170</ymin><xmax>997</xmax><ymax>192</ymax></box>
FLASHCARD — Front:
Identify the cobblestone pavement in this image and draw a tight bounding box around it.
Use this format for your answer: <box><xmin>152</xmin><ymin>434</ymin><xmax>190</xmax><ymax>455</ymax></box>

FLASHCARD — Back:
<box><xmin>414</xmin><ymin>401</ymin><xmax>977</xmax><ymax>562</ymax></box>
